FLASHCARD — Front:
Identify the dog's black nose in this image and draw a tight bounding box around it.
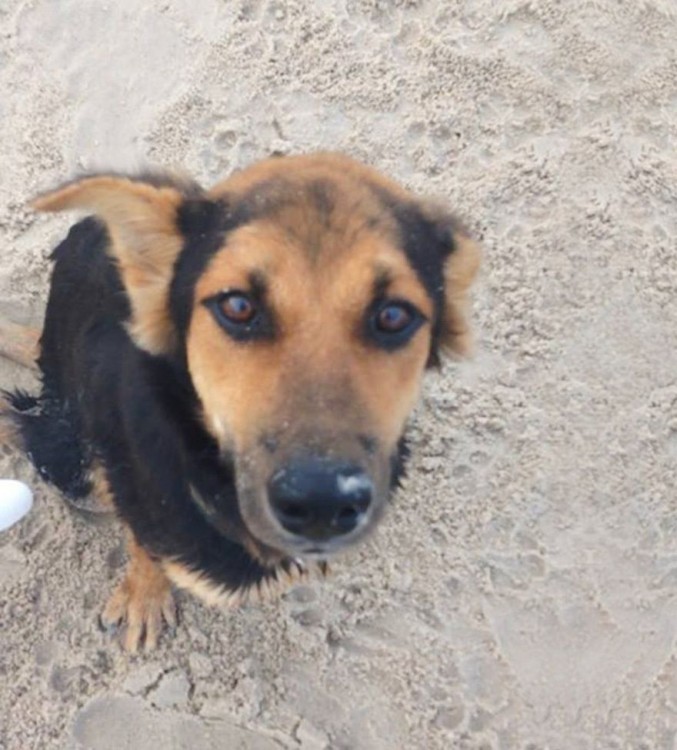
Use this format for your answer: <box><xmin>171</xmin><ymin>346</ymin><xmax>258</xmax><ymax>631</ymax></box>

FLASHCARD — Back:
<box><xmin>269</xmin><ymin>459</ymin><xmax>373</xmax><ymax>541</ymax></box>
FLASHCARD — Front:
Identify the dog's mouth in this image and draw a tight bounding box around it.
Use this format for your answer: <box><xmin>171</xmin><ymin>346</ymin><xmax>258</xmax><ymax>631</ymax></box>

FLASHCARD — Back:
<box><xmin>295</xmin><ymin>541</ymin><xmax>357</xmax><ymax>559</ymax></box>
<box><xmin>253</xmin><ymin>526</ymin><xmax>373</xmax><ymax>563</ymax></box>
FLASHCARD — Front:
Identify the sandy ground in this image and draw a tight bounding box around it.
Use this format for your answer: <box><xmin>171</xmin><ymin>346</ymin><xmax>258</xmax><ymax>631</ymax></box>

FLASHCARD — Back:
<box><xmin>0</xmin><ymin>0</ymin><xmax>676</xmax><ymax>748</ymax></box>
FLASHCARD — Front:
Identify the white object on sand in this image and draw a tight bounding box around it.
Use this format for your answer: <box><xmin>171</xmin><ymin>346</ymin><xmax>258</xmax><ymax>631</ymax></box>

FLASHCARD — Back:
<box><xmin>0</xmin><ymin>480</ymin><xmax>33</xmax><ymax>531</ymax></box>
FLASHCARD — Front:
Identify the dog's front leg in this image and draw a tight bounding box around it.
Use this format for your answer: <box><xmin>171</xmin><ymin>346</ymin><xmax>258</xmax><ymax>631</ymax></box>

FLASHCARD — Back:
<box><xmin>101</xmin><ymin>532</ymin><xmax>177</xmax><ymax>653</ymax></box>
<box><xmin>0</xmin><ymin>318</ymin><xmax>40</xmax><ymax>370</ymax></box>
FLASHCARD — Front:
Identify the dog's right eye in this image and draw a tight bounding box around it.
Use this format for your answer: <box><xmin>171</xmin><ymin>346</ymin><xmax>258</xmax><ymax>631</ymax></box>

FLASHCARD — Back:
<box><xmin>365</xmin><ymin>299</ymin><xmax>425</xmax><ymax>351</ymax></box>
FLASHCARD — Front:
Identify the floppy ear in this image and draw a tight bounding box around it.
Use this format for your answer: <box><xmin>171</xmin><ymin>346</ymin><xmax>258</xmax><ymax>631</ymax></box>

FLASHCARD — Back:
<box><xmin>440</xmin><ymin>221</ymin><xmax>481</xmax><ymax>358</ymax></box>
<box><xmin>33</xmin><ymin>175</ymin><xmax>194</xmax><ymax>355</ymax></box>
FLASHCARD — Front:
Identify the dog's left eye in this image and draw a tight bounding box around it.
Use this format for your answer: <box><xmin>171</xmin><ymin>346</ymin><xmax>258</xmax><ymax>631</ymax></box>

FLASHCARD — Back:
<box><xmin>367</xmin><ymin>300</ymin><xmax>424</xmax><ymax>349</ymax></box>
<box><xmin>375</xmin><ymin>303</ymin><xmax>414</xmax><ymax>333</ymax></box>
<box><xmin>218</xmin><ymin>292</ymin><xmax>256</xmax><ymax>324</ymax></box>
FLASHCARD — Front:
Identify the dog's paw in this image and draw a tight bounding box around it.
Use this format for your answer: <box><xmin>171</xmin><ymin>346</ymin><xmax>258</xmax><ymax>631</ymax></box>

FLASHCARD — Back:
<box><xmin>100</xmin><ymin>570</ymin><xmax>178</xmax><ymax>653</ymax></box>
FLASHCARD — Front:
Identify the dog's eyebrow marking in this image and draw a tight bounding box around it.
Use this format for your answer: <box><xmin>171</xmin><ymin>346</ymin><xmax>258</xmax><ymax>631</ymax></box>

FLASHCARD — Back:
<box><xmin>248</xmin><ymin>269</ymin><xmax>268</xmax><ymax>298</ymax></box>
<box><xmin>307</xmin><ymin>179</ymin><xmax>335</xmax><ymax>225</ymax></box>
<box><xmin>372</xmin><ymin>268</ymin><xmax>393</xmax><ymax>299</ymax></box>
<box><xmin>211</xmin><ymin>269</ymin><xmax>268</xmax><ymax>300</ymax></box>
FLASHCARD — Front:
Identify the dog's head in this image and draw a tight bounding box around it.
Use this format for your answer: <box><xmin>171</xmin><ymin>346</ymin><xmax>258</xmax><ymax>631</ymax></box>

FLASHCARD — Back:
<box><xmin>34</xmin><ymin>153</ymin><xmax>480</xmax><ymax>561</ymax></box>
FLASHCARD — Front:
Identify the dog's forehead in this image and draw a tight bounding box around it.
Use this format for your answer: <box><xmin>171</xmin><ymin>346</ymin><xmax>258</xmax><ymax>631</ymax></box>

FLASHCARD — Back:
<box><xmin>230</xmin><ymin>180</ymin><xmax>390</xmax><ymax>255</ymax></box>
<box><xmin>218</xmin><ymin>172</ymin><xmax>393</xmax><ymax>251</ymax></box>
<box><xmin>194</xmin><ymin>218</ymin><xmax>433</xmax><ymax>317</ymax></box>
<box><xmin>194</xmin><ymin>165</ymin><xmax>429</xmax><ymax>299</ymax></box>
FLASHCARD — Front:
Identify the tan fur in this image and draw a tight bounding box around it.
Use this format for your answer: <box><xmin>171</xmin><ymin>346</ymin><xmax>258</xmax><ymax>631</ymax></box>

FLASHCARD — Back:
<box><xmin>33</xmin><ymin>177</ymin><xmax>185</xmax><ymax>354</ymax></box>
<box><xmin>442</xmin><ymin>230</ymin><xmax>482</xmax><ymax>356</ymax></box>
<box><xmin>101</xmin><ymin>534</ymin><xmax>177</xmax><ymax>653</ymax></box>
<box><xmin>188</xmin><ymin>213</ymin><xmax>434</xmax><ymax>454</ymax></box>
<box><xmin>163</xmin><ymin>557</ymin><xmax>318</xmax><ymax>608</ymax></box>
<box><xmin>186</xmin><ymin>201</ymin><xmax>439</xmax><ymax>550</ymax></box>
<box><xmin>87</xmin><ymin>460</ymin><xmax>116</xmax><ymax>512</ymax></box>
<box><xmin>163</xmin><ymin>560</ymin><xmax>247</xmax><ymax>608</ymax></box>
<box><xmin>0</xmin><ymin>319</ymin><xmax>40</xmax><ymax>370</ymax></box>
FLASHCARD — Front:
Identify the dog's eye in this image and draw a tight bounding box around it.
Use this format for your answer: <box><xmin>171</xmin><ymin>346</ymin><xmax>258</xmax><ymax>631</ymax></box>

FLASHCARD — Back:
<box><xmin>205</xmin><ymin>290</ymin><xmax>275</xmax><ymax>342</ymax></box>
<box><xmin>375</xmin><ymin>303</ymin><xmax>413</xmax><ymax>333</ymax></box>
<box><xmin>367</xmin><ymin>300</ymin><xmax>424</xmax><ymax>349</ymax></box>
<box><xmin>218</xmin><ymin>292</ymin><xmax>256</xmax><ymax>324</ymax></box>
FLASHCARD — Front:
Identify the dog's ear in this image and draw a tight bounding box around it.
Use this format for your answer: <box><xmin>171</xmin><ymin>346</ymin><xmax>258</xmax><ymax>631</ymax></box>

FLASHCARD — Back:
<box><xmin>33</xmin><ymin>174</ymin><xmax>200</xmax><ymax>355</ymax></box>
<box><xmin>438</xmin><ymin>218</ymin><xmax>481</xmax><ymax>359</ymax></box>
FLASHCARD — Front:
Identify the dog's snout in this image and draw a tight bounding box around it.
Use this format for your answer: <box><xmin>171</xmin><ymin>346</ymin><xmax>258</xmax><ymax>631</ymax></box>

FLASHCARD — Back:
<box><xmin>269</xmin><ymin>459</ymin><xmax>373</xmax><ymax>541</ymax></box>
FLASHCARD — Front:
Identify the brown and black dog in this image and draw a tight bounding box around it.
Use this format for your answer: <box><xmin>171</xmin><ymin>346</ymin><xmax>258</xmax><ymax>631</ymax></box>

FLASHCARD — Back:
<box><xmin>0</xmin><ymin>153</ymin><xmax>480</xmax><ymax>651</ymax></box>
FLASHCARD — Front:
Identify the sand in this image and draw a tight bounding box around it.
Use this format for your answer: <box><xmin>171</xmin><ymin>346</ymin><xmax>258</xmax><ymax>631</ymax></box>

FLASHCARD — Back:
<box><xmin>0</xmin><ymin>0</ymin><xmax>676</xmax><ymax>748</ymax></box>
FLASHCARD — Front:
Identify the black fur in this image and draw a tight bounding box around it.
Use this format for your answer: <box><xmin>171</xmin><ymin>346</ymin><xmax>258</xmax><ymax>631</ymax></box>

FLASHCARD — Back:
<box><xmin>11</xmin><ymin>216</ymin><xmax>283</xmax><ymax>591</ymax></box>
<box><xmin>7</xmin><ymin>218</ymin><xmax>124</xmax><ymax>500</ymax></box>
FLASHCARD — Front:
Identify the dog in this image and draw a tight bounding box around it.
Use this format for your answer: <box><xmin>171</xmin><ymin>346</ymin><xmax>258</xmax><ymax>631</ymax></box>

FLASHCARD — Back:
<box><xmin>0</xmin><ymin>153</ymin><xmax>480</xmax><ymax>652</ymax></box>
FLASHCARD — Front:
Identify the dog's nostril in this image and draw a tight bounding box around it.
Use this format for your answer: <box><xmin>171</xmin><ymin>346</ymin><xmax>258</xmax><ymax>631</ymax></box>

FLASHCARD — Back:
<box><xmin>278</xmin><ymin>502</ymin><xmax>310</xmax><ymax>521</ymax></box>
<box><xmin>337</xmin><ymin>506</ymin><xmax>358</xmax><ymax>522</ymax></box>
<box><xmin>334</xmin><ymin>505</ymin><xmax>361</xmax><ymax>533</ymax></box>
